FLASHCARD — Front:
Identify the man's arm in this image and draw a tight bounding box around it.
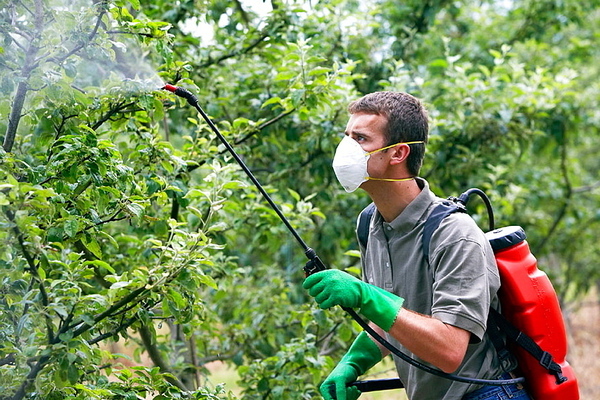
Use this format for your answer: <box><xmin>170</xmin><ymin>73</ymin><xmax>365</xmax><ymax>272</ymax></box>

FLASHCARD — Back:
<box><xmin>388</xmin><ymin>309</ymin><xmax>471</xmax><ymax>373</ymax></box>
<box><xmin>304</xmin><ymin>270</ymin><xmax>471</xmax><ymax>373</ymax></box>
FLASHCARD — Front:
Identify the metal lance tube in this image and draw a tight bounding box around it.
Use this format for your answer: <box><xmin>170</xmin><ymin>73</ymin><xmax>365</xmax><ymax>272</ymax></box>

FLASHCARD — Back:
<box><xmin>162</xmin><ymin>84</ymin><xmax>327</xmax><ymax>275</ymax></box>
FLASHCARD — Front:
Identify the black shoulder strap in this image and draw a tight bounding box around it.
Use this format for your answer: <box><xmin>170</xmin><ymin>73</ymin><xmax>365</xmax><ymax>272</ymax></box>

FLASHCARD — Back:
<box><xmin>422</xmin><ymin>200</ymin><xmax>466</xmax><ymax>262</ymax></box>
<box><xmin>357</xmin><ymin>199</ymin><xmax>467</xmax><ymax>259</ymax></box>
<box><xmin>489</xmin><ymin>308</ymin><xmax>567</xmax><ymax>383</ymax></box>
<box><xmin>357</xmin><ymin>202</ymin><xmax>376</xmax><ymax>249</ymax></box>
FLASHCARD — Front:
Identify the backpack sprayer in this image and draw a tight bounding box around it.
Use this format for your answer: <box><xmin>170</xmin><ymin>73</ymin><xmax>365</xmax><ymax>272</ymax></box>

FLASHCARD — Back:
<box><xmin>161</xmin><ymin>85</ymin><xmax>579</xmax><ymax>398</ymax></box>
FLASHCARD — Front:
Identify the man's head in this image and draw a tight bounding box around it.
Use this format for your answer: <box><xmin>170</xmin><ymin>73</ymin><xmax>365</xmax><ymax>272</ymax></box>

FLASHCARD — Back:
<box><xmin>348</xmin><ymin>92</ymin><xmax>428</xmax><ymax>176</ymax></box>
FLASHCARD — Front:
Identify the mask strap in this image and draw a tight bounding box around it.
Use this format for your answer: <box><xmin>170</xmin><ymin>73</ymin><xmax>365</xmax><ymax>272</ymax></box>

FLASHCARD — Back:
<box><xmin>366</xmin><ymin>141</ymin><xmax>424</xmax><ymax>156</ymax></box>
<box><xmin>366</xmin><ymin>177</ymin><xmax>416</xmax><ymax>182</ymax></box>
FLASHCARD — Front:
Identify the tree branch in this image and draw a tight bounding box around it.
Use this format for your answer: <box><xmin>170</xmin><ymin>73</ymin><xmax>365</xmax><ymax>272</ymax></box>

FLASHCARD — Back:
<box><xmin>138</xmin><ymin>321</ymin><xmax>190</xmax><ymax>391</ymax></box>
<box><xmin>573</xmin><ymin>180</ymin><xmax>600</xmax><ymax>194</ymax></box>
<box><xmin>6</xmin><ymin>355</ymin><xmax>50</xmax><ymax>400</ymax></box>
<box><xmin>67</xmin><ymin>286</ymin><xmax>147</xmax><ymax>338</ymax></box>
<box><xmin>91</xmin><ymin>101</ymin><xmax>136</xmax><ymax>130</ymax></box>
<box><xmin>50</xmin><ymin>5</ymin><xmax>106</xmax><ymax>65</ymax></box>
<box><xmin>234</xmin><ymin>107</ymin><xmax>296</xmax><ymax>146</ymax></box>
<box><xmin>198</xmin><ymin>21</ymin><xmax>283</xmax><ymax>69</ymax></box>
<box><xmin>535</xmin><ymin>121</ymin><xmax>571</xmax><ymax>254</ymax></box>
<box><xmin>3</xmin><ymin>0</ymin><xmax>44</xmax><ymax>153</ymax></box>
<box><xmin>4</xmin><ymin>210</ymin><xmax>55</xmax><ymax>344</ymax></box>
<box><xmin>0</xmin><ymin>354</ymin><xmax>16</xmax><ymax>367</ymax></box>
<box><xmin>106</xmin><ymin>30</ymin><xmax>156</xmax><ymax>38</ymax></box>
<box><xmin>185</xmin><ymin>106</ymin><xmax>296</xmax><ymax>175</ymax></box>
<box><xmin>85</xmin><ymin>294</ymin><xmax>159</xmax><ymax>348</ymax></box>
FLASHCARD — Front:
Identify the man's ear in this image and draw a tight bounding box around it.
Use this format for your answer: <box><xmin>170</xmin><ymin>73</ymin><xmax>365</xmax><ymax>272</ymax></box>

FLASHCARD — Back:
<box><xmin>389</xmin><ymin>143</ymin><xmax>411</xmax><ymax>166</ymax></box>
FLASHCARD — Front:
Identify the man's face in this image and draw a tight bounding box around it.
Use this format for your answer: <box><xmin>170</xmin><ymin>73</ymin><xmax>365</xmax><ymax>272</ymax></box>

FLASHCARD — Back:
<box><xmin>344</xmin><ymin>112</ymin><xmax>391</xmax><ymax>181</ymax></box>
<box><xmin>344</xmin><ymin>112</ymin><xmax>387</xmax><ymax>152</ymax></box>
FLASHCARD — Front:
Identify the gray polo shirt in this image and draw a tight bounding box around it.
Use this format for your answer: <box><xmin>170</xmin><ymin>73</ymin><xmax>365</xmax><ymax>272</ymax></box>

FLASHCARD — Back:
<box><xmin>359</xmin><ymin>178</ymin><xmax>504</xmax><ymax>400</ymax></box>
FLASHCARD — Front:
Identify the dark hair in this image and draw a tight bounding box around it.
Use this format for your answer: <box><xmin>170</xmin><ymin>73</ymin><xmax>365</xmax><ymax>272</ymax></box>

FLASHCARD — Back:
<box><xmin>348</xmin><ymin>91</ymin><xmax>428</xmax><ymax>176</ymax></box>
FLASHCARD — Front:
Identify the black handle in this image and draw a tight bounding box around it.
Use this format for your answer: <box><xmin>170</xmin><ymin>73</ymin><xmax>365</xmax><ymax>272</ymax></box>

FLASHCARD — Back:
<box><xmin>351</xmin><ymin>378</ymin><xmax>404</xmax><ymax>392</ymax></box>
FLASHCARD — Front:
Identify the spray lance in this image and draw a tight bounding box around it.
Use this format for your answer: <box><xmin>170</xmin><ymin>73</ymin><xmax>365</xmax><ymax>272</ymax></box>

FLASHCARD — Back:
<box><xmin>162</xmin><ymin>84</ymin><xmax>526</xmax><ymax>394</ymax></box>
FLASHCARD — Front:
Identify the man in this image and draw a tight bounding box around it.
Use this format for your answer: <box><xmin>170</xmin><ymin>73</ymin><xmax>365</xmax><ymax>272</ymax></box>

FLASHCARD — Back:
<box><xmin>303</xmin><ymin>92</ymin><xmax>531</xmax><ymax>400</ymax></box>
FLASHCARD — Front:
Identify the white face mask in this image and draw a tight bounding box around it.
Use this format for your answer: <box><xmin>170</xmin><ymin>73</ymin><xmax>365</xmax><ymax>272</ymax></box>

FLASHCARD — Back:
<box><xmin>332</xmin><ymin>136</ymin><xmax>424</xmax><ymax>192</ymax></box>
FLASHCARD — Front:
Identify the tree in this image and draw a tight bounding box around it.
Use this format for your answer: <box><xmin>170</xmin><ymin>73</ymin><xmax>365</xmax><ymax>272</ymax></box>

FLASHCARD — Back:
<box><xmin>1</xmin><ymin>0</ymin><xmax>598</xmax><ymax>399</ymax></box>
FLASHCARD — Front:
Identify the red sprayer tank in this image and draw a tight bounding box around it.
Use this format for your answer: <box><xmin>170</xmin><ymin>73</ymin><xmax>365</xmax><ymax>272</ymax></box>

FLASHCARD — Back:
<box><xmin>486</xmin><ymin>226</ymin><xmax>579</xmax><ymax>400</ymax></box>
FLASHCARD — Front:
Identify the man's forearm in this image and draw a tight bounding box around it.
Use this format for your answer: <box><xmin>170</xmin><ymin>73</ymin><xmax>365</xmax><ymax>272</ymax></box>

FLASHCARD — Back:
<box><xmin>387</xmin><ymin>308</ymin><xmax>470</xmax><ymax>373</ymax></box>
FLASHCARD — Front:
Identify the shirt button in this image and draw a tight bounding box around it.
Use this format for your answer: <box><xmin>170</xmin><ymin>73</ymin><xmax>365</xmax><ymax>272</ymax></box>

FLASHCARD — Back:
<box><xmin>386</xmin><ymin>262</ymin><xmax>390</xmax><ymax>268</ymax></box>
<box><xmin>386</xmin><ymin>226</ymin><xmax>393</xmax><ymax>231</ymax></box>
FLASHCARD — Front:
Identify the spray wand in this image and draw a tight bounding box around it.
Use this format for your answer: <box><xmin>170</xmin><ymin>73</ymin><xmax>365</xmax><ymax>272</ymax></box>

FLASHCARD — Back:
<box><xmin>161</xmin><ymin>84</ymin><xmax>525</xmax><ymax>394</ymax></box>
<box><xmin>162</xmin><ymin>84</ymin><xmax>327</xmax><ymax>276</ymax></box>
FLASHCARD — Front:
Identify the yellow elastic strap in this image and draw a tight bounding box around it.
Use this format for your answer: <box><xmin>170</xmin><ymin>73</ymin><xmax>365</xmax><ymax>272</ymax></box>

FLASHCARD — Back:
<box><xmin>366</xmin><ymin>177</ymin><xmax>416</xmax><ymax>182</ymax></box>
<box><xmin>363</xmin><ymin>141</ymin><xmax>423</xmax><ymax>183</ymax></box>
<box><xmin>365</xmin><ymin>141</ymin><xmax>425</xmax><ymax>156</ymax></box>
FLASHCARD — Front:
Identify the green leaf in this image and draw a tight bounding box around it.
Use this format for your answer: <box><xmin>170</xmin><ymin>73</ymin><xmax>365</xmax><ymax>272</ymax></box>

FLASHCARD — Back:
<box><xmin>168</xmin><ymin>288</ymin><xmax>185</xmax><ymax>309</ymax></box>
<box><xmin>83</xmin><ymin>260</ymin><xmax>115</xmax><ymax>274</ymax></box>
<box><xmin>429</xmin><ymin>59</ymin><xmax>448</xmax><ymax>68</ymax></box>
<box><xmin>308</xmin><ymin>67</ymin><xmax>331</xmax><ymax>76</ymax></box>
<box><xmin>223</xmin><ymin>181</ymin><xmax>247</xmax><ymax>189</ymax></box>
<box><xmin>82</xmin><ymin>237</ymin><xmax>103</xmax><ymax>259</ymax></box>
<box><xmin>275</xmin><ymin>71</ymin><xmax>297</xmax><ymax>81</ymax></box>
<box><xmin>64</xmin><ymin>218</ymin><xmax>80</xmax><ymax>238</ymax></box>
<box><xmin>125</xmin><ymin>203</ymin><xmax>144</xmax><ymax>218</ymax></box>
<box><xmin>68</xmin><ymin>363</ymin><xmax>79</xmax><ymax>384</ymax></box>
<box><xmin>110</xmin><ymin>281</ymin><xmax>131</xmax><ymax>289</ymax></box>
<box><xmin>287</xmin><ymin>189</ymin><xmax>301</xmax><ymax>202</ymax></box>
<box><xmin>344</xmin><ymin>250</ymin><xmax>361</xmax><ymax>258</ymax></box>
<box><xmin>198</xmin><ymin>274</ymin><xmax>218</xmax><ymax>290</ymax></box>
<box><xmin>262</xmin><ymin>96</ymin><xmax>283</xmax><ymax>108</ymax></box>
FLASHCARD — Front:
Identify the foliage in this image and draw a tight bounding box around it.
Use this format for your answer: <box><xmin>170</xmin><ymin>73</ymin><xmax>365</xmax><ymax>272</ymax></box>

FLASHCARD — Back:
<box><xmin>1</xmin><ymin>0</ymin><xmax>599</xmax><ymax>399</ymax></box>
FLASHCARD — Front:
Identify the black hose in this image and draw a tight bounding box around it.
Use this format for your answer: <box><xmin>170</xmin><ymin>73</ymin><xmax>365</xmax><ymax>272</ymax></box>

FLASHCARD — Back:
<box><xmin>458</xmin><ymin>188</ymin><xmax>495</xmax><ymax>231</ymax></box>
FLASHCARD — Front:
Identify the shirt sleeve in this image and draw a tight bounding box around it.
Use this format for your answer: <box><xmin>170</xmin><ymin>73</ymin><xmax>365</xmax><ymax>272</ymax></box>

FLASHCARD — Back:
<box><xmin>428</xmin><ymin>214</ymin><xmax>500</xmax><ymax>342</ymax></box>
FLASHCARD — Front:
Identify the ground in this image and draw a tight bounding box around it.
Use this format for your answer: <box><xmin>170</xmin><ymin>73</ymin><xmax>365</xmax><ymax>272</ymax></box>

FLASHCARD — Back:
<box><xmin>566</xmin><ymin>292</ymin><xmax>600</xmax><ymax>399</ymax></box>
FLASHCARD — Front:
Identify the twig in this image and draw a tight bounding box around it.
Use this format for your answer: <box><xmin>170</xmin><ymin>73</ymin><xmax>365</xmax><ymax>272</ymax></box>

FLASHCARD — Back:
<box><xmin>234</xmin><ymin>108</ymin><xmax>296</xmax><ymax>146</ymax></box>
<box><xmin>68</xmin><ymin>287</ymin><xmax>147</xmax><ymax>338</ymax></box>
<box><xmin>50</xmin><ymin>6</ymin><xmax>106</xmax><ymax>65</ymax></box>
<box><xmin>106</xmin><ymin>30</ymin><xmax>156</xmax><ymax>38</ymax></box>
<box><xmin>91</xmin><ymin>101</ymin><xmax>136</xmax><ymax>130</ymax></box>
<box><xmin>198</xmin><ymin>22</ymin><xmax>282</xmax><ymax>69</ymax></box>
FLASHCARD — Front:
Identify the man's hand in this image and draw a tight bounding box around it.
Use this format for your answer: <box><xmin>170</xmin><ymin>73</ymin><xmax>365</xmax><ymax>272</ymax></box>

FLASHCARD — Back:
<box><xmin>320</xmin><ymin>363</ymin><xmax>362</xmax><ymax>400</ymax></box>
<box><xmin>303</xmin><ymin>269</ymin><xmax>404</xmax><ymax>332</ymax></box>
<box><xmin>303</xmin><ymin>269</ymin><xmax>364</xmax><ymax>309</ymax></box>
<box><xmin>319</xmin><ymin>331</ymin><xmax>382</xmax><ymax>400</ymax></box>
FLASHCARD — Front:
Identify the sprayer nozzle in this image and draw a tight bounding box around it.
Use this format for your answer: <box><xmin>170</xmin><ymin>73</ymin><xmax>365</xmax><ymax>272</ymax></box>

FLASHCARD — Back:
<box><xmin>163</xmin><ymin>84</ymin><xmax>178</xmax><ymax>93</ymax></box>
<box><xmin>162</xmin><ymin>84</ymin><xmax>199</xmax><ymax>106</ymax></box>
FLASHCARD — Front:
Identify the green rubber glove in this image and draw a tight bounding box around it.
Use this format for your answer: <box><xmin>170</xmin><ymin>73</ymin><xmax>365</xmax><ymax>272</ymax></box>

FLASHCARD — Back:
<box><xmin>303</xmin><ymin>269</ymin><xmax>404</xmax><ymax>331</ymax></box>
<box><xmin>321</xmin><ymin>331</ymin><xmax>383</xmax><ymax>400</ymax></box>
